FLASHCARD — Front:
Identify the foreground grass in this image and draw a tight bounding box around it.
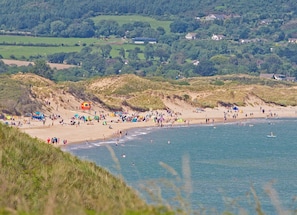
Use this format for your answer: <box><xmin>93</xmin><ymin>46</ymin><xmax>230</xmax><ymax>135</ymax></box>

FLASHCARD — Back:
<box><xmin>0</xmin><ymin>123</ymin><xmax>173</xmax><ymax>215</ymax></box>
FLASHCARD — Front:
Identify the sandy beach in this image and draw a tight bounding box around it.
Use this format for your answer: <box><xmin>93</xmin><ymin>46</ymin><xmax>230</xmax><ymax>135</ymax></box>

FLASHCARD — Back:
<box><xmin>6</xmin><ymin>103</ymin><xmax>296</xmax><ymax>146</ymax></box>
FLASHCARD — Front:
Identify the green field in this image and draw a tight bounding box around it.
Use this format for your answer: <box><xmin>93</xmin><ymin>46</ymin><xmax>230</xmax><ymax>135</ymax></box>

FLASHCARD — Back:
<box><xmin>0</xmin><ymin>35</ymin><xmax>101</xmax><ymax>46</ymax></box>
<box><xmin>0</xmin><ymin>35</ymin><xmax>146</xmax><ymax>60</ymax></box>
<box><xmin>0</xmin><ymin>35</ymin><xmax>99</xmax><ymax>59</ymax></box>
<box><xmin>0</xmin><ymin>45</ymin><xmax>83</xmax><ymax>59</ymax></box>
<box><xmin>92</xmin><ymin>15</ymin><xmax>172</xmax><ymax>33</ymax></box>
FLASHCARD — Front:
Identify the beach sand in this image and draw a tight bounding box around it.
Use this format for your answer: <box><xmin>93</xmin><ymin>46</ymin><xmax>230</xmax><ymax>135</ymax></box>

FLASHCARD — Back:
<box><xmin>12</xmin><ymin>103</ymin><xmax>297</xmax><ymax>146</ymax></box>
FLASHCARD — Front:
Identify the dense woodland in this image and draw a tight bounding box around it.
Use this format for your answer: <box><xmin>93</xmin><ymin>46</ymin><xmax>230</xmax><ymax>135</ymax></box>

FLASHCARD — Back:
<box><xmin>1</xmin><ymin>0</ymin><xmax>297</xmax><ymax>81</ymax></box>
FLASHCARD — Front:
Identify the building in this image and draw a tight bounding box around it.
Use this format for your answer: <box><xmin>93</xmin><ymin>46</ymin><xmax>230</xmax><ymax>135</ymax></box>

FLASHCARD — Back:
<box><xmin>288</xmin><ymin>38</ymin><xmax>297</xmax><ymax>43</ymax></box>
<box><xmin>185</xmin><ymin>33</ymin><xmax>197</xmax><ymax>40</ymax></box>
<box><xmin>212</xmin><ymin>34</ymin><xmax>225</xmax><ymax>40</ymax></box>
<box><xmin>132</xmin><ymin>37</ymin><xmax>157</xmax><ymax>44</ymax></box>
<box><xmin>204</xmin><ymin>14</ymin><xmax>226</xmax><ymax>21</ymax></box>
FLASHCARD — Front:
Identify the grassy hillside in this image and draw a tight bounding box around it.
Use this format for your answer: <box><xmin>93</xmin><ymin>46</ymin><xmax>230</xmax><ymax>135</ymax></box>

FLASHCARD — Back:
<box><xmin>0</xmin><ymin>122</ymin><xmax>173</xmax><ymax>215</ymax></box>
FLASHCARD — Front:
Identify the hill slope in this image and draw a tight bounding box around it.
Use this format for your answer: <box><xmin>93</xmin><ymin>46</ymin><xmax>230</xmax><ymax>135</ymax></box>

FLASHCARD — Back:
<box><xmin>0</xmin><ymin>122</ymin><xmax>172</xmax><ymax>214</ymax></box>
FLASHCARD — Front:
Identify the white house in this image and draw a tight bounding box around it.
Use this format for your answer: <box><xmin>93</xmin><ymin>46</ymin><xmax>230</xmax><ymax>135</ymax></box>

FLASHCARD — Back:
<box><xmin>288</xmin><ymin>38</ymin><xmax>297</xmax><ymax>43</ymax></box>
<box><xmin>185</xmin><ymin>33</ymin><xmax>197</xmax><ymax>40</ymax></box>
<box><xmin>212</xmin><ymin>34</ymin><xmax>225</xmax><ymax>40</ymax></box>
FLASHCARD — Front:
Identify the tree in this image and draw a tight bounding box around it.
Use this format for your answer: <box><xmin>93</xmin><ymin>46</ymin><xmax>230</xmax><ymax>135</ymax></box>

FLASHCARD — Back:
<box><xmin>32</xmin><ymin>60</ymin><xmax>54</xmax><ymax>79</ymax></box>
<box><xmin>50</xmin><ymin>21</ymin><xmax>67</xmax><ymax>37</ymax></box>
<box><xmin>158</xmin><ymin>34</ymin><xmax>179</xmax><ymax>46</ymax></box>
<box><xmin>156</xmin><ymin>26</ymin><xmax>166</xmax><ymax>35</ymax></box>
<box><xmin>82</xmin><ymin>54</ymin><xmax>106</xmax><ymax>76</ymax></box>
<box><xmin>95</xmin><ymin>20</ymin><xmax>119</xmax><ymax>37</ymax></box>
<box><xmin>65</xmin><ymin>21</ymin><xmax>95</xmax><ymax>38</ymax></box>
<box><xmin>144</xmin><ymin>44</ymin><xmax>155</xmax><ymax>61</ymax></box>
<box><xmin>128</xmin><ymin>48</ymin><xmax>140</xmax><ymax>60</ymax></box>
<box><xmin>155</xmin><ymin>44</ymin><xmax>171</xmax><ymax>62</ymax></box>
<box><xmin>194</xmin><ymin>60</ymin><xmax>217</xmax><ymax>76</ymax></box>
<box><xmin>0</xmin><ymin>60</ymin><xmax>8</xmax><ymax>74</ymax></box>
<box><xmin>170</xmin><ymin>20</ymin><xmax>188</xmax><ymax>33</ymax></box>
<box><xmin>47</xmin><ymin>52</ymin><xmax>67</xmax><ymax>63</ymax></box>
<box><xmin>100</xmin><ymin>45</ymin><xmax>112</xmax><ymax>58</ymax></box>
<box><xmin>119</xmin><ymin>48</ymin><xmax>126</xmax><ymax>59</ymax></box>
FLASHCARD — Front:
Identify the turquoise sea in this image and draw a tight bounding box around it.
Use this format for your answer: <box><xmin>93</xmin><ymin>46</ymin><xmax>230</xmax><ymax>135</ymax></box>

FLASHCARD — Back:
<box><xmin>62</xmin><ymin>118</ymin><xmax>297</xmax><ymax>214</ymax></box>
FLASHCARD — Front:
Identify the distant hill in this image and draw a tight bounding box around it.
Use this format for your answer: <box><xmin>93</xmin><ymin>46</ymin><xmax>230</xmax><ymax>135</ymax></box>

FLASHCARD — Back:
<box><xmin>0</xmin><ymin>0</ymin><xmax>297</xmax><ymax>31</ymax></box>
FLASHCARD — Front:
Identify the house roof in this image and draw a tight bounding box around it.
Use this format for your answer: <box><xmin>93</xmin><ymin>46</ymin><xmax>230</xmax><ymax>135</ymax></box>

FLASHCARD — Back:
<box><xmin>132</xmin><ymin>37</ymin><xmax>157</xmax><ymax>41</ymax></box>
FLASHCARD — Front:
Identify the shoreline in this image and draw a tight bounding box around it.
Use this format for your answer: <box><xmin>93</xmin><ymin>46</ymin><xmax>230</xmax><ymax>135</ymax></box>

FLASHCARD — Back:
<box><xmin>4</xmin><ymin>105</ymin><xmax>297</xmax><ymax>146</ymax></box>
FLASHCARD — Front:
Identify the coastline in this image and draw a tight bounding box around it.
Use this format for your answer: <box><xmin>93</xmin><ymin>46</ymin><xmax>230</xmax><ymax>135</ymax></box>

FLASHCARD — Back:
<box><xmin>10</xmin><ymin>105</ymin><xmax>296</xmax><ymax>146</ymax></box>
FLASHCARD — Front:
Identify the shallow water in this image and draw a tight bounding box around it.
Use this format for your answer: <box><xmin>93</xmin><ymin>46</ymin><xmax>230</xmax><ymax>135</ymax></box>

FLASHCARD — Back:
<box><xmin>62</xmin><ymin>118</ymin><xmax>297</xmax><ymax>214</ymax></box>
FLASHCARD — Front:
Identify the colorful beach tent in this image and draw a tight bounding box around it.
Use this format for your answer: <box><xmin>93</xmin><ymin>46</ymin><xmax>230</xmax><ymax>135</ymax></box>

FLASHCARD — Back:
<box><xmin>81</xmin><ymin>102</ymin><xmax>91</xmax><ymax>110</ymax></box>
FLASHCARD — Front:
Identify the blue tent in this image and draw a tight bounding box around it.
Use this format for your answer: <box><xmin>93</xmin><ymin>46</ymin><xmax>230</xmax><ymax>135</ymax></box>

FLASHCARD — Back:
<box><xmin>132</xmin><ymin>118</ymin><xmax>137</xmax><ymax>122</ymax></box>
<box><xmin>232</xmin><ymin>106</ymin><xmax>239</xmax><ymax>111</ymax></box>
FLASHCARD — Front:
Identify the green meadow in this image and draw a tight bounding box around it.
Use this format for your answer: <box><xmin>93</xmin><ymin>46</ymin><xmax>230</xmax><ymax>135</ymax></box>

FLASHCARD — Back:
<box><xmin>0</xmin><ymin>35</ymin><xmax>100</xmax><ymax>46</ymax></box>
<box><xmin>0</xmin><ymin>35</ymin><xmax>146</xmax><ymax>59</ymax></box>
<box><xmin>0</xmin><ymin>45</ymin><xmax>82</xmax><ymax>59</ymax></box>
<box><xmin>92</xmin><ymin>15</ymin><xmax>172</xmax><ymax>33</ymax></box>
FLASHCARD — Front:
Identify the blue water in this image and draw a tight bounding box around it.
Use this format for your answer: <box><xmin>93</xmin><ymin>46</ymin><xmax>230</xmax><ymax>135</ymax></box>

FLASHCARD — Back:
<box><xmin>62</xmin><ymin>118</ymin><xmax>297</xmax><ymax>214</ymax></box>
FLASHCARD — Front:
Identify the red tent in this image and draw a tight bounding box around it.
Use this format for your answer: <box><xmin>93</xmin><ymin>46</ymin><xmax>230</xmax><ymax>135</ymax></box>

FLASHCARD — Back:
<box><xmin>81</xmin><ymin>102</ymin><xmax>91</xmax><ymax>110</ymax></box>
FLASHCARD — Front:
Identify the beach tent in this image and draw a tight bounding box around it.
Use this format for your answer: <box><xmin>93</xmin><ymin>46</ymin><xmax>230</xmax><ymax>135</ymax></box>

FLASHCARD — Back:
<box><xmin>132</xmin><ymin>117</ymin><xmax>137</xmax><ymax>122</ymax></box>
<box><xmin>32</xmin><ymin>115</ymin><xmax>44</xmax><ymax>120</ymax></box>
<box><xmin>81</xmin><ymin>102</ymin><xmax>91</xmax><ymax>110</ymax></box>
<box><xmin>232</xmin><ymin>106</ymin><xmax>239</xmax><ymax>111</ymax></box>
<box><xmin>177</xmin><ymin>118</ymin><xmax>184</xmax><ymax>123</ymax></box>
<box><xmin>32</xmin><ymin>111</ymin><xmax>44</xmax><ymax>120</ymax></box>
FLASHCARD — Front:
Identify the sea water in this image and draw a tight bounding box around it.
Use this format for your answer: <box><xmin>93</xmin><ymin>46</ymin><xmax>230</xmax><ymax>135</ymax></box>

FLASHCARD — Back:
<box><xmin>62</xmin><ymin>118</ymin><xmax>297</xmax><ymax>214</ymax></box>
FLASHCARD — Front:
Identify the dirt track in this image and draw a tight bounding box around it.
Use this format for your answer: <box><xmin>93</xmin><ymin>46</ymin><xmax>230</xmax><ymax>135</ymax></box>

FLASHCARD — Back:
<box><xmin>2</xmin><ymin>59</ymin><xmax>77</xmax><ymax>70</ymax></box>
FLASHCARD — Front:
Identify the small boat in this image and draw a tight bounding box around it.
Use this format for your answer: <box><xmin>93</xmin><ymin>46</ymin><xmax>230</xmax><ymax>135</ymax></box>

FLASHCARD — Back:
<box><xmin>267</xmin><ymin>132</ymin><xmax>276</xmax><ymax>138</ymax></box>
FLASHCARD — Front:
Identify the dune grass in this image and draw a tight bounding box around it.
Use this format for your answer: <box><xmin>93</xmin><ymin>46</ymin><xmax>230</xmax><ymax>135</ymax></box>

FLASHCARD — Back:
<box><xmin>3</xmin><ymin>73</ymin><xmax>297</xmax><ymax>115</ymax></box>
<box><xmin>125</xmin><ymin>93</ymin><xmax>167</xmax><ymax>111</ymax></box>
